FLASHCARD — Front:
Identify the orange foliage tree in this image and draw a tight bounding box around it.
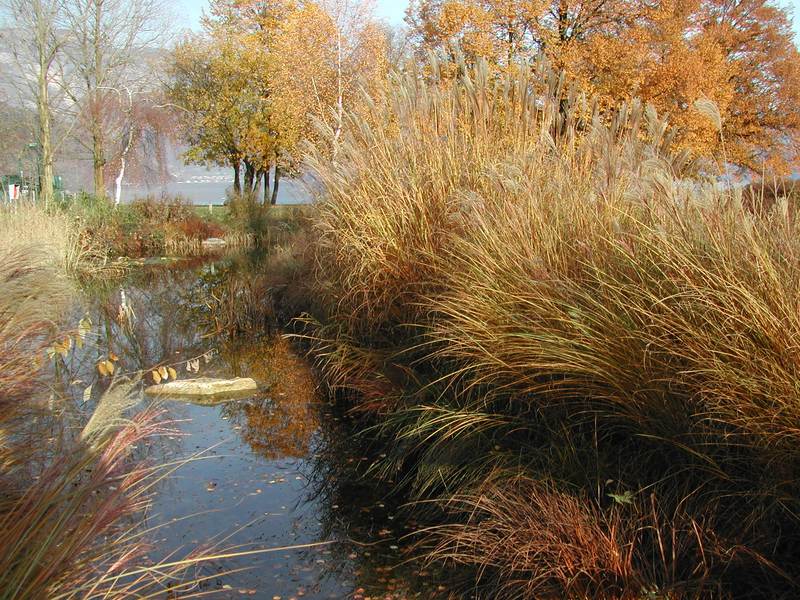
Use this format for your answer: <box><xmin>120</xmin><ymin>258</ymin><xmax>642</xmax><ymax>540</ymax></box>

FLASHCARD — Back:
<box><xmin>169</xmin><ymin>0</ymin><xmax>388</xmax><ymax>202</ymax></box>
<box><xmin>407</xmin><ymin>0</ymin><xmax>800</xmax><ymax>172</ymax></box>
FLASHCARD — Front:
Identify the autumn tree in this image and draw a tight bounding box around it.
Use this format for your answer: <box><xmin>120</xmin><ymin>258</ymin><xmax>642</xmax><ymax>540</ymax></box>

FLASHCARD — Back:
<box><xmin>407</xmin><ymin>0</ymin><xmax>800</xmax><ymax>172</ymax></box>
<box><xmin>60</xmin><ymin>0</ymin><xmax>172</xmax><ymax>198</ymax></box>
<box><xmin>168</xmin><ymin>0</ymin><xmax>388</xmax><ymax>204</ymax></box>
<box><xmin>97</xmin><ymin>87</ymin><xmax>176</xmax><ymax>205</ymax></box>
<box><xmin>168</xmin><ymin>30</ymin><xmax>274</xmax><ymax>197</ymax></box>
<box><xmin>699</xmin><ymin>0</ymin><xmax>800</xmax><ymax>171</ymax></box>
<box><xmin>270</xmin><ymin>0</ymin><xmax>388</xmax><ymax>168</ymax></box>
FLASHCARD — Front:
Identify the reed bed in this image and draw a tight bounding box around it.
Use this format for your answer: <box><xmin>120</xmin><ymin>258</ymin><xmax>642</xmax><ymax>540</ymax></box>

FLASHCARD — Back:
<box><xmin>0</xmin><ymin>201</ymin><xmax>97</xmax><ymax>274</ymax></box>
<box><xmin>163</xmin><ymin>230</ymin><xmax>255</xmax><ymax>255</ymax></box>
<box><xmin>305</xmin><ymin>59</ymin><xmax>800</xmax><ymax>598</ymax></box>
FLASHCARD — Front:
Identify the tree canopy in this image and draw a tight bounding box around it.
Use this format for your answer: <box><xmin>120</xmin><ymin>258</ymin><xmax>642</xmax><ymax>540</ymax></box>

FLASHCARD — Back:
<box><xmin>406</xmin><ymin>0</ymin><xmax>800</xmax><ymax>172</ymax></box>
<box><xmin>168</xmin><ymin>0</ymin><xmax>388</xmax><ymax>201</ymax></box>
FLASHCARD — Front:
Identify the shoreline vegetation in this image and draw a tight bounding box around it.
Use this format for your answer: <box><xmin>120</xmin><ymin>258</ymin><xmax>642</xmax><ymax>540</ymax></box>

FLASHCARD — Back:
<box><xmin>300</xmin><ymin>61</ymin><xmax>800</xmax><ymax>599</ymax></box>
<box><xmin>0</xmin><ymin>61</ymin><xmax>798</xmax><ymax>596</ymax></box>
<box><xmin>0</xmin><ymin>194</ymin><xmax>309</xmax><ymax>597</ymax></box>
<box><xmin>3</xmin><ymin>0</ymin><xmax>799</xmax><ymax>595</ymax></box>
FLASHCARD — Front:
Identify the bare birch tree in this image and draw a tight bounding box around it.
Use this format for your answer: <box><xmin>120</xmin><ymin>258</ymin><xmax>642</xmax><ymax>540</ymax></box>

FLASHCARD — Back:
<box><xmin>0</xmin><ymin>0</ymin><xmax>66</xmax><ymax>206</ymax></box>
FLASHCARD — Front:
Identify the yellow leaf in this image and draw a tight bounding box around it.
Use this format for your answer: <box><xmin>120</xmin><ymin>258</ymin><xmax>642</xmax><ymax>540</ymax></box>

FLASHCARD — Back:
<box><xmin>167</xmin><ymin>367</ymin><xmax>177</xmax><ymax>380</ymax></box>
<box><xmin>151</xmin><ymin>370</ymin><xmax>162</xmax><ymax>384</ymax></box>
<box><xmin>109</xmin><ymin>351</ymin><xmax>119</xmax><ymax>362</ymax></box>
<box><xmin>158</xmin><ymin>366</ymin><xmax>169</xmax><ymax>380</ymax></box>
<box><xmin>105</xmin><ymin>360</ymin><xmax>115</xmax><ymax>375</ymax></box>
<box><xmin>97</xmin><ymin>361</ymin><xmax>109</xmax><ymax>376</ymax></box>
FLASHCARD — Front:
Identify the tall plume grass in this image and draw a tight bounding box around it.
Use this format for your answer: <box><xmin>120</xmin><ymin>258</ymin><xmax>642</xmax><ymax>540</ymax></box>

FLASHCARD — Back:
<box><xmin>306</xmin><ymin>58</ymin><xmax>800</xmax><ymax>597</ymax></box>
<box><xmin>0</xmin><ymin>202</ymin><xmax>98</xmax><ymax>274</ymax></box>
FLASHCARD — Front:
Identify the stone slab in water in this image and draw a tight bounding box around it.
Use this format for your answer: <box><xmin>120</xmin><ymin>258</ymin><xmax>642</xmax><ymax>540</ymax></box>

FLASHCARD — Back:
<box><xmin>145</xmin><ymin>377</ymin><xmax>258</xmax><ymax>401</ymax></box>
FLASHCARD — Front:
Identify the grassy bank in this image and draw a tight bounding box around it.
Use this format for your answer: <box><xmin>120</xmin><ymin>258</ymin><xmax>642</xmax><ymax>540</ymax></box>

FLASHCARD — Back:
<box><xmin>304</xmin><ymin>61</ymin><xmax>800</xmax><ymax>598</ymax></box>
<box><xmin>57</xmin><ymin>193</ymin><xmax>310</xmax><ymax>258</ymax></box>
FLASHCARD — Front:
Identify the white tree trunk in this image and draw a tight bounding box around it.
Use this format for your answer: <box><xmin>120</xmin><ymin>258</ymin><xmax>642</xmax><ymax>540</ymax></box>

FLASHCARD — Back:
<box><xmin>112</xmin><ymin>87</ymin><xmax>134</xmax><ymax>207</ymax></box>
<box><xmin>332</xmin><ymin>28</ymin><xmax>343</xmax><ymax>158</ymax></box>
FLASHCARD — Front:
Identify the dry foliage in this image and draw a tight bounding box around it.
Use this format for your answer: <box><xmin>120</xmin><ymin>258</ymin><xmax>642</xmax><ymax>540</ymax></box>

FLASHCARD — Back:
<box><xmin>406</xmin><ymin>0</ymin><xmax>800</xmax><ymax>173</ymax></box>
<box><xmin>306</xmin><ymin>59</ymin><xmax>800</xmax><ymax>597</ymax></box>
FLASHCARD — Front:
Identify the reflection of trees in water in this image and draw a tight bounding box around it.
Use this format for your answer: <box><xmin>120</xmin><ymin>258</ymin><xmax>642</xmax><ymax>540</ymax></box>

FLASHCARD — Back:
<box><xmin>221</xmin><ymin>338</ymin><xmax>319</xmax><ymax>460</ymax></box>
<box><xmin>47</xmin><ymin>258</ymin><xmax>240</xmax><ymax>465</ymax></box>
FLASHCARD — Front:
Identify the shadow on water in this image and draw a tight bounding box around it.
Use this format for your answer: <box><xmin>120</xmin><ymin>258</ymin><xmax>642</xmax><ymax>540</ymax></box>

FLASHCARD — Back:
<box><xmin>49</xmin><ymin>251</ymin><xmax>456</xmax><ymax>598</ymax></box>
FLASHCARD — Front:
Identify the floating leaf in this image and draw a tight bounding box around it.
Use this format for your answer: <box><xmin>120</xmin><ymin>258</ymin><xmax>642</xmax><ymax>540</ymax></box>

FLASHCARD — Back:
<box><xmin>608</xmin><ymin>490</ymin><xmax>635</xmax><ymax>505</ymax></box>
<box><xmin>109</xmin><ymin>351</ymin><xmax>119</xmax><ymax>362</ymax></box>
<box><xmin>78</xmin><ymin>316</ymin><xmax>92</xmax><ymax>337</ymax></box>
<box><xmin>83</xmin><ymin>384</ymin><xmax>93</xmax><ymax>403</ymax></box>
<box><xmin>97</xmin><ymin>361</ymin><xmax>109</xmax><ymax>377</ymax></box>
<box><xmin>105</xmin><ymin>360</ymin><xmax>115</xmax><ymax>375</ymax></box>
<box><xmin>151</xmin><ymin>370</ymin><xmax>161</xmax><ymax>384</ymax></box>
<box><xmin>167</xmin><ymin>367</ymin><xmax>177</xmax><ymax>380</ymax></box>
<box><xmin>158</xmin><ymin>366</ymin><xmax>169</xmax><ymax>380</ymax></box>
<box><xmin>55</xmin><ymin>338</ymin><xmax>72</xmax><ymax>359</ymax></box>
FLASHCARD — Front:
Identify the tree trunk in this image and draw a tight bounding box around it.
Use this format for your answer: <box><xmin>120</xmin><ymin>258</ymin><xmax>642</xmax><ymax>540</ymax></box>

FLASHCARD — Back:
<box><xmin>92</xmin><ymin>125</ymin><xmax>105</xmax><ymax>198</ymax></box>
<box><xmin>36</xmin><ymin>23</ymin><xmax>54</xmax><ymax>208</ymax></box>
<box><xmin>113</xmin><ymin>128</ymin><xmax>133</xmax><ymax>207</ymax></box>
<box><xmin>264</xmin><ymin>167</ymin><xmax>270</xmax><ymax>205</ymax></box>
<box><xmin>113</xmin><ymin>89</ymin><xmax>135</xmax><ymax>207</ymax></box>
<box><xmin>232</xmin><ymin>161</ymin><xmax>241</xmax><ymax>195</ymax></box>
<box><xmin>243</xmin><ymin>161</ymin><xmax>255</xmax><ymax>194</ymax></box>
<box><xmin>91</xmin><ymin>3</ymin><xmax>105</xmax><ymax>198</ymax></box>
<box><xmin>270</xmin><ymin>164</ymin><xmax>280</xmax><ymax>205</ymax></box>
<box><xmin>253</xmin><ymin>170</ymin><xmax>263</xmax><ymax>202</ymax></box>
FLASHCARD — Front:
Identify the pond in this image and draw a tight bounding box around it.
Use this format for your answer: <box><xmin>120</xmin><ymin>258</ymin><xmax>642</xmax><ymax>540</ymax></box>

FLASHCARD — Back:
<box><xmin>51</xmin><ymin>253</ymin><xmax>456</xmax><ymax>599</ymax></box>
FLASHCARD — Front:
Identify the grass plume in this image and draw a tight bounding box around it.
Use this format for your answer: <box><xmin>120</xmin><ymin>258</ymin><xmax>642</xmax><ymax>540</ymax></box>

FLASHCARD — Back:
<box><xmin>305</xmin><ymin>58</ymin><xmax>800</xmax><ymax>597</ymax></box>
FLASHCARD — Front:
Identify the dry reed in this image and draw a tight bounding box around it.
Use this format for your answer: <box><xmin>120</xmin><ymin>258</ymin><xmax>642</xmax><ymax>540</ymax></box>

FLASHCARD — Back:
<box><xmin>305</xmin><ymin>58</ymin><xmax>800</xmax><ymax>597</ymax></box>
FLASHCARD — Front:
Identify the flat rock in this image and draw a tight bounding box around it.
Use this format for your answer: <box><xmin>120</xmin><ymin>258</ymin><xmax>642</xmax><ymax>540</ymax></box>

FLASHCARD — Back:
<box><xmin>201</xmin><ymin>237</ymin><xmax>227</xmax><ymax>248</ymax></box>
<box><xmin>145</xmin><ymin>377</ymin><xmax>258</xmax><ymax>402</ymax></box>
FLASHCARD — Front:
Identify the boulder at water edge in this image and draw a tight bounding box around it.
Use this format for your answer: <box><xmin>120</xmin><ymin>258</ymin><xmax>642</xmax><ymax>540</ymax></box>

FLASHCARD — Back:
<box><xmin>145</xmin><ymin>377</ymin><xmax>258</xmax><ymax>401</ymax></box>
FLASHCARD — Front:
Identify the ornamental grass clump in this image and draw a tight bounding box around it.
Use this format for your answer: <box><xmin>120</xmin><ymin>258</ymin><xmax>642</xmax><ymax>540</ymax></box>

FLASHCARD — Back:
<box><xmin>306</xmin><ymin>59</ymin><xmax>800</xmax><ymax>597</ymax></box>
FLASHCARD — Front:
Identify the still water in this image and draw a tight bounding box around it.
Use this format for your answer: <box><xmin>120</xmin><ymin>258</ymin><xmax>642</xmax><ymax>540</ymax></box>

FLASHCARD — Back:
<box><xmin>55</xmin><ymin>253</ymin><xmax>453</xmax><ymax>599</ymax></box>
<box><xmin>120</xmin><ymin>165</ymin><xmax>313</xmax><ymax>205</ymax></box>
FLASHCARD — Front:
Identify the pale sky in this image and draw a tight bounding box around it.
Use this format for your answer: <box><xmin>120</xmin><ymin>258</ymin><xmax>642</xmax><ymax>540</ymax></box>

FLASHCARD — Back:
<box><xmin>176</xmin><ymin>0</ymin><xmax>799</xmax><ymax>46</ymax></box>
<box><xmin>177</xmin><ymin>0</ymin><xmax>409</xmax><ymax>30</ymax></box>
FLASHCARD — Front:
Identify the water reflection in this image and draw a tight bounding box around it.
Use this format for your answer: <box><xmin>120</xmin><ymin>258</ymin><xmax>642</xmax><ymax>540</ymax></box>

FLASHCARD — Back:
<box><xmin>221</xmin><ymin>339</ymin><xmax>319</xmax><ymax>460</ymax></box>
<box><xmin>47</xmin><ymin>253</ymin><xmax>454</xmax><ymax>598</ymax></box>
